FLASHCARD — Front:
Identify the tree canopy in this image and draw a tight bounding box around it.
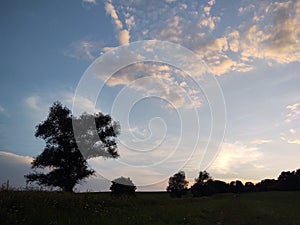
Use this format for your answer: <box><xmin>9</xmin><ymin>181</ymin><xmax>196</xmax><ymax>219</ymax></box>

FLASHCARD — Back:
<box><xmin>25</xmin><ymin>101</ymin><xmax>120</xmax><ymax>192</ymax></box>
<box><xmin>110</xmin><ymin>177</ymin><xmax>136</xmax><ymax>195</ymax></box>
<box><xmin>166</xmin><ymin>171</ymin><xmax>189</xmax><ymax>198</ymax></box>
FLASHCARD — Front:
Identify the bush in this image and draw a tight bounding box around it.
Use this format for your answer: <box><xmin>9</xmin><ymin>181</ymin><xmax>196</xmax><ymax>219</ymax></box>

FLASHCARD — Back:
<box><xmin>110</xmin><ymin>177</ymin><xmax>136</xmax><ymax>196</ymax></box>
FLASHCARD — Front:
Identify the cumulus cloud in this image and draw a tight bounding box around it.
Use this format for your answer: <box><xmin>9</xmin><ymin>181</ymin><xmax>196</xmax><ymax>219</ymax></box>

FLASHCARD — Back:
<box><xmin>0</xmin><ymin>151</ymin><xmax>33</xmax><ymax>188</ymax></box>
<box><xmin>101</xmin><ymin>62</ymin><xmax>202</xmax><ymax>109</ymax></box>
<box><xmin>209</xmin><ymin>142</ymin><xmax>263</xmax><ymax>174</ymax></box>
<box><xmin>104</xmin><ymin>1</ymin><xmax>123</xmax><ymax>30</ymax></box>
<box><xmin>239</xmin><ymin>0</ymin><xmax>300</xmax><ymax>64</ymax></box>
<box><xmin>101</xmin><ymin>0</ymin><xmax>300</xmax><ymax>76</ymax></box>
<box><xmin>24</xmin><ymin>95</ymin><xmax>43</xmax><ymax>111</ymax></box>
<box><xmin>63</xmin><ymin>92</ymin><xmax>101</xmax><ymax>115</ymax></box>
<box><xmin>104</xmin><ymin>1</ymin><xmax>131</xmax><ymax>45</ymax></box>
<box><xmin>65</xmin><ymin>39</ymin><xmax>102</xmax><ymax>60</ymax></box>
<box><xmin>118</xmin><ymin>29</ymin><xmax>130</xmax><ymax>45</ymax></box>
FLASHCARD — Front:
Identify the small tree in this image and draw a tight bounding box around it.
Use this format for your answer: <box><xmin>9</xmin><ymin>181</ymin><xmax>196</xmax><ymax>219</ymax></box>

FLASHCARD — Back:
<box><xmin>25</xmin><ymin>102</ymin><xmax>120</xmax><ymax>192</ymax></box>
<box><xmin>110</xmin><ymin>177</ymin><xmax>136</xmax><ymax>195</ymax></box>
<box><xmin>166</xmin><ymin>171</ymin><xmax>189</xmax><ymax>198</ymax></box>
<box><xmin>190</xmin><ymin>170</ymin><xmax>212</xmax><ymax>197</ymax></box>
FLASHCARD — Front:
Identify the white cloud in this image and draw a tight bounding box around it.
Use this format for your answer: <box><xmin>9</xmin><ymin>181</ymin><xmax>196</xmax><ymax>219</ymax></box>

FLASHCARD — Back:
<box><xmin>118</xmin><ymin>29</ymin><xmax>130</xmax><ymax>45</ymax></box>
<box><xmin>104</xmin><ymin>2</ymin><xmax>123</xmax><ymax>30</ymax></box>
<box><xmin>289</xmin><ymin>129</ymin><xmax>296</xmax><ymax>134</ymax></box>
<box><xmin>104</xmin><ymin>1</ymin><xmax>131</xmax><ymax>46</ymax></box>
<box><xmin>0</xmin><ymin>151</ymin><xmax>33</xmax><ymax>188</ymax></box>
<box><xmin>82</xmin><ymin>0</ymin><xmax>97</xmax><ymax>4</ymax></box>
<box><xmin>0</xmin><ymin>105</ymin><xmax>5</xmax><ymax>114</ymax></box>
<box><xmin>209</xmin><ymin>142</ymin><xmax>263</xmax><ymax>174</ymax></box>
<box><xmin>251</xmin><ymin>139</ymin><xmax>272</xmax><ymax>145</ymax></box>
<box><xmin>65</xmin><ymin>39</ymin><xmax>102</xmax><ymax>60</ymax></box>
<box><xmin>24</xmin><ymin>95</ymin><xmax>42</xmax><ymax>111</ymax></box>
<box><xmin>288</xmin><ymin>139</ymin><xmax>300</xmax><ymax>145</ymax></box>
<box><xmin>63</xmin><ymin>92</ymin><xmax>100</xmax><ymax>115</ymax></box>
<box><xmin>239</xmin><ymin>0</ymin><xmax>300</xmax><ymax>64</ymax></box>
<box><xmin>285</xmin><ymin>103</ymin><xmax>300</xmax><ymax>123</ymax></box>
<box><xmin>100</xmin><ymin>62</ymin><xmax>202</xmax><ymax>109</ymax></box>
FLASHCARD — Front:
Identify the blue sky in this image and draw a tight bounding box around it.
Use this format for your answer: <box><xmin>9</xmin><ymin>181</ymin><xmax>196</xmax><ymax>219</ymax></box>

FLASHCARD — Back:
<box><xmin>0</xmin><ymin>0</ymin><xmax>300</xmax><ymax>191</ymax></box>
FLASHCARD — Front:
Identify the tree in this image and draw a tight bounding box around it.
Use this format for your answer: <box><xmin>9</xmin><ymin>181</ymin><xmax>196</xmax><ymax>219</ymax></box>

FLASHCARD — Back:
<box><xmin>25</xmin><ymin>102</ymin><xmax>120</xmax><ymax>192</ymax></box>
<box><xmin>110</xmin><ymin>177</ymin><xmax>136</xmax><ymax>195</ymax></box>
<box><xmin>245</xmin><ymin>182</ymin><xmax>255</xmax><ymax>192</ymax></box>
<box><xmin>166</xmin><ymin>171</ymin><xmax>189</xmax><ymax>198</ymax></box>
<box><xmin>229</xmin><ymin>180</ymin><xmax>244</xmax><ymax>193</ymax></box>
<box><xmin>190</xmin><ymin>171</ymin><xmax>212</xmax><ymax>197</ymax></box>
<box><xmin>195</xmin><ymin>171</ymin><xmax>211</xmax><ymax>184</ymax></box>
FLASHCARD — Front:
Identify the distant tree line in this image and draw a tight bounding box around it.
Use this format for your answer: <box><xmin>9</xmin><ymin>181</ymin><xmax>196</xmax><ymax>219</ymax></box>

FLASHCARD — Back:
<box><xmin>167</xmin><ymin>169</ymin><xmax>300</xmax><ymax>198</ymax></box>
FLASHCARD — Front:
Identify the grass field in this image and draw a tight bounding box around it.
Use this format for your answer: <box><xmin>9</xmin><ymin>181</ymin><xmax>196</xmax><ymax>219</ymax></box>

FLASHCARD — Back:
<box><xmin>1</xmin><ymin>191</ymin><xmax>299</xmax><ymax>225</ymax></box>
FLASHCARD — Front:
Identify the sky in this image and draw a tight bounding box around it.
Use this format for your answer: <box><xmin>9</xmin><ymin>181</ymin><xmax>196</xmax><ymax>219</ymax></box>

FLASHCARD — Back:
<box><xmin>0</xmin><ymin>0</ymin><xmax>300</xmax><ymax>191</ymax></box>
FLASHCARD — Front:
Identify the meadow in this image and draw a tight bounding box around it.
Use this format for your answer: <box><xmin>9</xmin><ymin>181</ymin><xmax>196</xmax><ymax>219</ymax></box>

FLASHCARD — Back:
<box><xmin>1</xmin><ymin>191</ymin><xmax>299</xmax><ymax>225</ymax></box>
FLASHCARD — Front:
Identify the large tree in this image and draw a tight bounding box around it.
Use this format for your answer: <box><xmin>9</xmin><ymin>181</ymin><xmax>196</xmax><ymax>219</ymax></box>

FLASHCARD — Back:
<box><xmin>25</xmin><ymin>102</ymin><xmax>120</xmax><ymax>192</ymax></box>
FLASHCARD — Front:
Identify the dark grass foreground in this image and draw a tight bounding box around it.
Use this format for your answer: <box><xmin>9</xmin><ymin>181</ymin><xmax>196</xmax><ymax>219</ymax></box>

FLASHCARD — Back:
<box><xmin>1</xmin><ymin>191</ymin><xmax>299</xmax><ymax>225</ymax></box>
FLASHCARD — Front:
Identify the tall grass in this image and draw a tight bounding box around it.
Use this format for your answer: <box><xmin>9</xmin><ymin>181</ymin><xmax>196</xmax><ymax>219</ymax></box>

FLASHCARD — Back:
<box><xmin>0</xmin><ymin>191</ymin><xmax>299</xmax><ymax>225</ymax></box>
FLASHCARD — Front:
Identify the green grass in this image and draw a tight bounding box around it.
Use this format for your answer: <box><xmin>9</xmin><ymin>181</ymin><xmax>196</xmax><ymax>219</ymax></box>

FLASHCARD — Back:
<box><xmin>1</xmin><ymin>191</ymin><xmax>299</xmax><ymax>225</ymax></box>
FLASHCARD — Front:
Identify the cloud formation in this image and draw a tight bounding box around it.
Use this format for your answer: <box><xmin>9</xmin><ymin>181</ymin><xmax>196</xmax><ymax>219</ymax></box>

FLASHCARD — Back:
<box><xmin>102</xmin><ymin>0</ymin><xmax>300</xmax><ymax>76</ymax></box>
<box><xmin>104</xmin><ymin>0</ymin><xmax>130</xmax><ymax>45</ymax></box>
<box><xmin>209</xmin><ymin>142</ymin><xmax>263</xmax><ymax>175</ymax></box>
<box><xmin>24</xmin><ymin>95</ymin><xmax>43</xmax><ymax>111</ymax></box>
<box><xmin>0</xmin><ymin>151</ymin><xmax>33</xmax><ymax>188</ymax></box>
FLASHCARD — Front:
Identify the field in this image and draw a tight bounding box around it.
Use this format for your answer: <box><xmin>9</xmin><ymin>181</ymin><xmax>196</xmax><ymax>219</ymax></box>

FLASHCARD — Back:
<box><xmin>1</xmin><ymin>191</ymin><xmax>300</xmax><ymax>225</ymax></box>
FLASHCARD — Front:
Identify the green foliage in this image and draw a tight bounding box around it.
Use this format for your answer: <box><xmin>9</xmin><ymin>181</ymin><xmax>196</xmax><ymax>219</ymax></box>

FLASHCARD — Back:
<box><xmin>25</xmin><ymin>102</ymin><xmax>120</xmax><ymax>192</ymax></box>
<box><xmin>1</xmin><ymin>191</ymin><xmax>300</xmax><ymax>225</ymax></box>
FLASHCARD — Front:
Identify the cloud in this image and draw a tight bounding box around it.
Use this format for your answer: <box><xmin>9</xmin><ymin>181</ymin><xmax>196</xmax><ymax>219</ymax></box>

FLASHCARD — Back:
<box><xmin>251</xmin><ymin>139</ymin><xmax>272</xmax><ymax>145</ymax></box>
<box><xmin>118</xmin><ymin>29</ymin><xmax>130</xmax><ymax>45</ymax></box>
<box><xmin>289</xmin><ymin>129</ymin><xmax>296</xmax><ymax>134</ymax></box>
<box><xmin>239</xmin><ymin>0</ymin><xmax>300</xmax><ymax>64</ymax></box>
<box><xmin>0</xmin><ymin>151</ymin><xmax>33</xmax><ymax>188</ymax></box>
<box><xmin>0</xmin><ymin>105</ymin><xmax>8</xmax><ymax>116</ymax></box>
<box><xmin>64</xmin><ymin>39</ymin><xmax>103</xmax><ymax>60</ymax></box>
<box><xmin>104</xmin><ymin>1</ymin><xmax>123</xmax><ymax>30</ymax></box>
<box><xmin>100</xmin><ymin>62</ymin><xmax>202</xmax><ymax>109</ymax></box>
<box><xmin>102</xmin><ymin>0</ymin><xmax>300</xmax><ymax>76</ymax></box>
<box><xmin>288</xmin><ymin>139</ymin><xmax>300</xmax><ymax>145</ymax></box>
<box><xmin>104</xmin><ymin>1</ymin><xmax>131</xmax><ymax>45</ymax></box>
<box><xmin>209</xmin><ymin>142</ymin><xmax>263</xmax><ymax>174</ymax></box>
<box><xmin>0</xmin><ymin>105</ymin><xmax>4</xmax><ymax>113</ymax></box>
<box><xmin>24</xmin><ymin>95</ymin><xmax>43</xmax><ymax>111</ymax></box>
<box><xmin>63</xmin><ymin>92</ymin><xmax>101</xmax><ymax>115</ymax></box>
<box><xmin>285</xmin><ymin>103</ymin><xmax>300</xmax><ymax>123</ymax></box>
<box><xmin>82</xmin><ymin>0</ymin><xmax>97</xmax><ymax>4</ymax></box>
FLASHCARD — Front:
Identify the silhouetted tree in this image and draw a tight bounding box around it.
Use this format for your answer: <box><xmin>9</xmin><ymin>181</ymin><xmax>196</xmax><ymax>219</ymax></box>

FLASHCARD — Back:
<box><xmin>190</xmin><ymin>171</ymin><xmax>212</xmax><ymax>197</ymax></box>
<box><xmin>209</xmin><ymin>180</ymin><xmax>230</xmax><ymax>193</ymax></box>
<box><xmin>229</xmin><ymin>180</ymin><xmax>244</xmax><ymax>193</ymax></box>
<box><xmin>167</xmin><ymin>171</ymin><xmax>189</xmax><ymax>198</ymax></box>
<box><xmin>255</xmin><ymin>179</ymin><xmax>278</xmax><ymax>192</ymax></box>
<box><xmin>245</xmin><ymin>182</ymin><xmax>255</xmax><ymax>192</ymax></box>
<box><xmin>195</xmin><ymin>171</ymin><xmax>211</xmax><ymax>184</ymax></box>
<box><xmin>277</xmin><ymin>170</ymin><xmax>300</xmax><ymax>191</ymax></box>
<box><xmin>25</xmin><ymin>102</ymin><xmax>120</xmax><ymax>192</ymax></box>
<box><xmin>110</xmin><ymin>177</ymin><xmax>136</xmax><ymax>195</ymax></box>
